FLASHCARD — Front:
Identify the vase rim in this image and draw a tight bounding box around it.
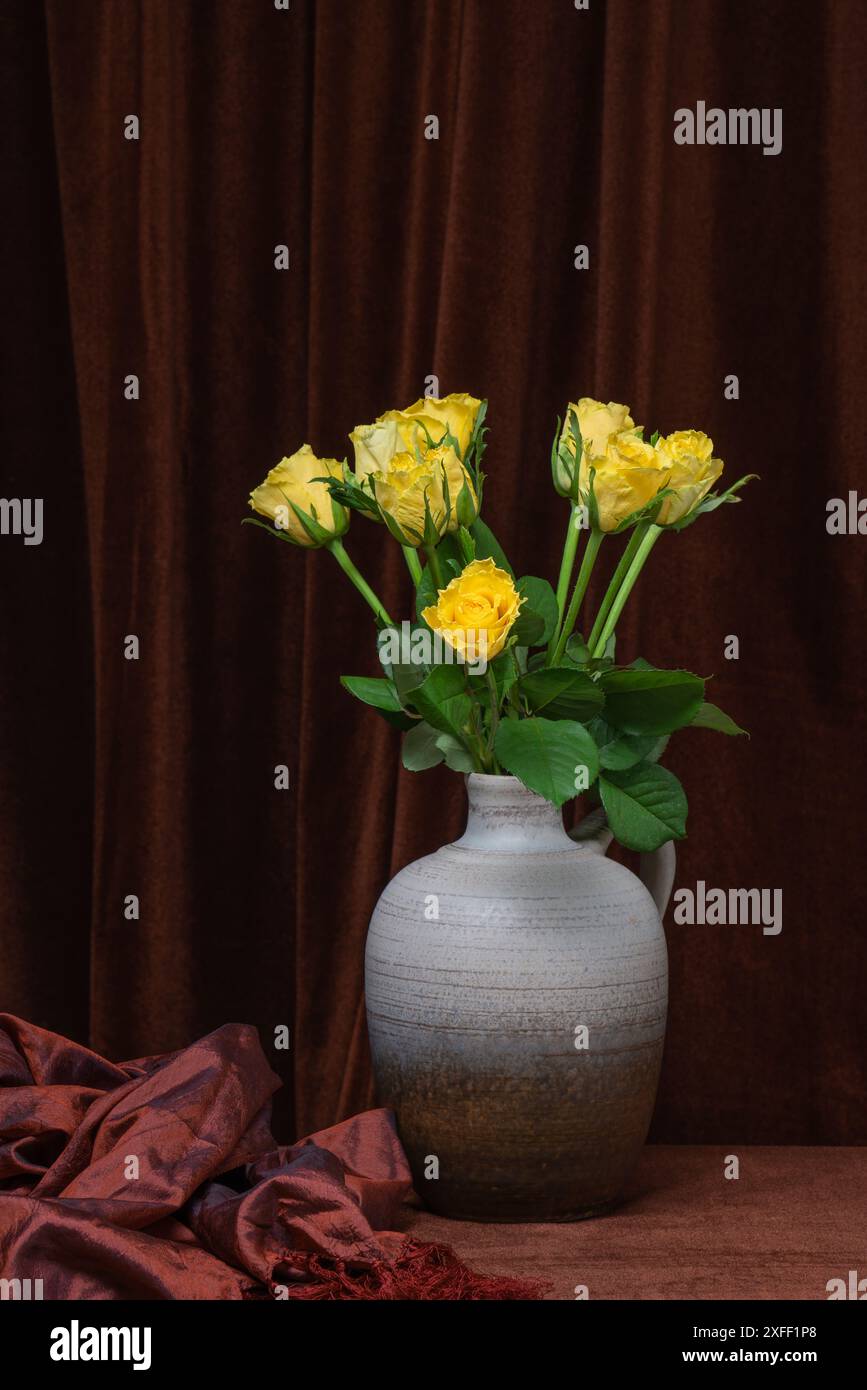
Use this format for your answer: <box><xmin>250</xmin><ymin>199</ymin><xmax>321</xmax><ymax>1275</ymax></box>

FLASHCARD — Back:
<box><xmin>464</xmin><ymin>772</ymin><xmax>551</xmax><ymax>800</ymax></box>
<box><xmin>465</xmin><ymin>772</ymin><xmax>534</xmax><ymax>787</ymax></box>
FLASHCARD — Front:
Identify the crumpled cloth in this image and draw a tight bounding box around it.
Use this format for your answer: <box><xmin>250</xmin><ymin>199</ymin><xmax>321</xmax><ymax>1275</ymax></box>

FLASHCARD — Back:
<box><xmin>0</xmin><ymin>1015</ymin><xmax>544</xmax><ymax>1300</ymax></box>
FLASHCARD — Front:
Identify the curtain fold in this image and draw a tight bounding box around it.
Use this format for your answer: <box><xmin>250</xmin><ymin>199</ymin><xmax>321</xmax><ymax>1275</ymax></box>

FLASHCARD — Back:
<box><xmin>0</xmin><ymin>0</ymin><xmax>864</xmax><ymax>1144</ymax></box>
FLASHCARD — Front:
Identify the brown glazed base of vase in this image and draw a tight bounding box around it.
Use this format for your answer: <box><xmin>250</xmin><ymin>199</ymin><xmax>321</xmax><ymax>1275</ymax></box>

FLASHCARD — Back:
<box><xmin>376</xmin><ymin>1053</ymin><xmax>658</xmax><ymax>1223</ymax></box>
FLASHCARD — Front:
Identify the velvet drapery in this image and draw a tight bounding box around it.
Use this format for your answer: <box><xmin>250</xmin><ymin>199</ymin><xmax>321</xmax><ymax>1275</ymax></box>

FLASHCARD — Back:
<box><xmin>1</xmin><ymin>0</ymin><xmax>865</xmax><ymax>1143</ymax></box>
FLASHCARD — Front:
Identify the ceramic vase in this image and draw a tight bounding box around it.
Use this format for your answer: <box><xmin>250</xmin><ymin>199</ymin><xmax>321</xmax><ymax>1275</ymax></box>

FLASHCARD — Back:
<box><xmin>364</xmin><ymin>773</ymin><xmax>675</xmax><ymax>1222</ymax></box>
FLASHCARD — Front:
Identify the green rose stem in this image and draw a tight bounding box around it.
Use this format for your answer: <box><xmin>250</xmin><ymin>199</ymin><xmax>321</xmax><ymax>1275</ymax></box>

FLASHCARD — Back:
<box><xmin>401</xmin><ymin>545</ymin><xmax>423</xmax><ymax>586</ymax></box>
<box><xmin>555</xmin><ymin>508</ymin><xmax>583</xmax><ymax>628</ymax></box>
<box><xmin>484</xmin><ymin>666</ymin><xmax>502</xmax><ymax>769</ymax></box>
<box><xmin>425</xmin><ymin>542</ymin><xmax>445</xmax><ymax>591</ymax></box>
<box><xmin>326</xmin><ymin>538</ymin><xmax>394</xmax><ymax>627</ymax></box>
<box><xmin>508</xmin><ymin>647</ymin><xmax>524</xmax><ymax>713</ymax></box>
<box><xmin>590</xmin><ymin>523</ymin><xmax>662</xmax><ymax>658</ymax></box>
<box><xmin>551</xmin><ymin>529</ymin><xmax>605</xmax><ymax>665</ymax></box>
<box><xmin>586</xmin><ymin>520</ymin><xmax>650</xmax><ymax>654</ymax></box>
<box><xmin>467</xmin><ymin>693</ymin><xmax>492</xmax><ymax>772</ymax></box>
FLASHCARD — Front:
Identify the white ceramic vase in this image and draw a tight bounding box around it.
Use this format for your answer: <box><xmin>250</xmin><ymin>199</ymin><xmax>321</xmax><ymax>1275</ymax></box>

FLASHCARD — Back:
<box><xmin>365</xmin><ymin>773</ymin><xmax>675</xmax><ymax>1221</ymax></box>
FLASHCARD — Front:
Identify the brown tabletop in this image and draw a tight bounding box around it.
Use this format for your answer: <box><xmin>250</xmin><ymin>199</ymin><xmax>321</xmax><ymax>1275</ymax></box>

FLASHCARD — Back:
<box><xmin>403</xmin><ymin>1145</ymin><xmax>867</xmax><ymax>1300</ymax></box>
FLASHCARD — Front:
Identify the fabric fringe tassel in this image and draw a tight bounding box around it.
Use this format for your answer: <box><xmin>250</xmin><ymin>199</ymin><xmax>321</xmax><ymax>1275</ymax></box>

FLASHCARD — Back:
<box><xmin>261</xmin><ymin>1237</ymin><xmax>549</xmax><ymax>1301</ymax></box>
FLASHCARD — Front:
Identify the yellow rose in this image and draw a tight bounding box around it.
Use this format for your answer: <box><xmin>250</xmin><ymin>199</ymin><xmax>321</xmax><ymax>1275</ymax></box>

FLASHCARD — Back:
<box><xmin>349</xmin><ymin>398</ymin><xmax>479</xmax><ymax>544</ymax></box>
<box><xmin>588</xmin><ymin>431</ymin><xmax>670</xmax><ymax>532</ymax></box>
<box><xmin>574</xmin><ymin>397</ymin><xmax>636</xmax><ymax>457</ymax></box>
<box><xmin>555</xmin><ymin>397</ymin><xmax>637</xmax><ymax>497</ymax></box>
<box><xmin>422</xmin><ymin>557</ymin><xmax>523</xmax><ymax>664</ymax></box>
<box><xmin>350</xmin><ymin>393</ymin><xmax>482</xmax><ymax>478</ymax></box>
<box><xmin>368</xmin><ymin>449</ymin><xmax>453</xmax><ymax>545</ymax></box>
<box><xmin>396</xmin><ymin>392</ymin><xmax>483</xmax><ymax>460</ymax></box>
<box><xmin>248</xmin><ymin>445</ymin><xmax>348</xmax><ymax>547</ymax></box>
<box><xmin>348</xmin><ymin>416</ymin><xmax>404</xmax><ymax>478</ymax></box>
<box><xmin>655</xmin><ymin>430</ymin><xmax>723</xmax><ymax>525</ymax></box>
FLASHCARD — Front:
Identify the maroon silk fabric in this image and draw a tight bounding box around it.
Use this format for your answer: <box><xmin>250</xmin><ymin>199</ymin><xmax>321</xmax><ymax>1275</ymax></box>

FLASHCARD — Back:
<box><xmin>0</xmin><ymin>1014</ymin><xmax>420</xmax><ymax>1299</ymax></box>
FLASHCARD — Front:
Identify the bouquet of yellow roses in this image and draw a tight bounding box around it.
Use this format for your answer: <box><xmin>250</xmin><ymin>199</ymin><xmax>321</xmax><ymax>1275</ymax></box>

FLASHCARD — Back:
<box><xmin>246</xmin><ymin>394</ymin><xmax>753</xmax><ymax>852</ymax></box>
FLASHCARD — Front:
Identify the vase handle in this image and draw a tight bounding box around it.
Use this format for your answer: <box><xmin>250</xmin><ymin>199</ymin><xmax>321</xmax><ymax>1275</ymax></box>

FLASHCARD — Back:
<box><xmin>639</xmin><ymin>842</ymin><xmax>677</xmax><ymax>919</ymax></box>
<box><xmin>570</xmin><ymin>809</ymin><xmax>676</xmax><ymax>920</ymax></box>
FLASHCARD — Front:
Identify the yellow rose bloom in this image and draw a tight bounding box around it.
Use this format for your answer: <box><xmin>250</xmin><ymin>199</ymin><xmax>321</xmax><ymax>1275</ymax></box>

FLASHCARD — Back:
<box><xmin>395</xmin><ymin>392</ymin><xmax>482</xmax><ymax>460</ymax></box>
<box><xmin>350</xmin><ymin>393</ymin><xmax>482</xmax><ymax>479</ymax></box>
<box><xmin>655</xmin><ymin>430</ymin><xmax>724</xmax><ymax>525</ymax></box>
<box><xmin>349</xmin><ymin>398</ymin><xmax>479</xmax><ymax>544</ymax></box>
<box><xmin>574</xmin><ymin>397</ymin><xmax>636</xmax><ymax>458</ymax></box>
<box><xmin>555</xmin><ymin>397</ymin><xmax>638</xmax><ymax>497</ymax></box>
<box><xmin>248</xmin><ymin>445</ymin><xmax>348</xmax><ymax>547</ymax></box>
<box><xmin>348</xmin><ymin>416</ymin><xmax>403</xmax><ymax>478</ymax></box>
<box><xmin>589</xmin><ymin>431</ymin><xmax>670</xmax><ymax>532</ymax></box>
<box><xmin>422</xmin><ymin>557</ymin><xmax>523</xmax><ymax>664</ymax></box>
<box><xmin>369</xmin><ymin>449</ymin><xmax>453</xmax><ymax>544</ymax></box>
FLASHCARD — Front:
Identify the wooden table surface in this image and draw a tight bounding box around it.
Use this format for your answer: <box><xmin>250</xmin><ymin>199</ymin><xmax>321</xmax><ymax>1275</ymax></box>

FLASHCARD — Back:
<box><xmin>403</xmin><ymin>1145</ymin><xmax>867</xmax><ymax>1300</ymax></box>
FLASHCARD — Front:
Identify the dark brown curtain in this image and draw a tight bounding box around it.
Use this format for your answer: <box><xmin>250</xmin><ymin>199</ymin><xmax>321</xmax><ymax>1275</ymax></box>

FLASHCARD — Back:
<box><xmin>1</xmin><ymin>0</ymin><xmax>865</xmax><ymax>1144</ymax></box>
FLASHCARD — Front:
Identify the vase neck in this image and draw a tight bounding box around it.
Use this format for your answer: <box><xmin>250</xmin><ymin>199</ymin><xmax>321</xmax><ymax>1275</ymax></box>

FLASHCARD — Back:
<box><xmin>453</xmin><ymin>774</ymin><xmax>574</xmax><ymax>853</ymax></box>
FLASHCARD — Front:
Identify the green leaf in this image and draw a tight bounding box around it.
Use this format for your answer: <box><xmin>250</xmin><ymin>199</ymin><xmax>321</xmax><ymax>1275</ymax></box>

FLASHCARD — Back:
<box><xmin>339</xmin><ymin>675</ymin><xmax>416</xmax><ymax>731</ymax></box>
<box><xmin>600</xmin><ymin>762</ymin><xmax>688</xmax><ymax>851</ymax></box>
<box><xmin>465</xmin><ymin>399</ymin><xmax>488</xmax><ymax>487</ymax></box>
<box><xmin>435</xmin><ymin>732</ymin><xmax>475</xmax><ymax>772</ymax></box>
<box><xmin>568</xmin><ymin>407</ymin><xmax>583</xmax><ymax>466</ymax></box>
<box><xmin>321</xmin><ymin>470</ymin><xmax>381</xmax><ymax>519</ymax></box>
<box><xmin>564</xmin><ymin>633</ymin><xmax>591</xmax><ymax>665</ymax></box>
<box><xmin>515</xmin><ymin>576</ymin><xmax>559</xmax><ymax>646</ymax></box>
<box><xmin>457</xmin><ymin>525</ymin><xmax>476</xmax><ymax>563</ymax></box>
<box><xmin>550</xmin><ymin>414</ymin><xmax>565</xmax><ymax>495</ymax></box>
<box><xmin>607</xmin><ymin>485</ymin><xmax>676</xmax><ymax>535</ymax></box>
<box><xmin>409</xmin><ymin>663</ymin><xmax>472</xmax><ymax>738</ymax></box>
<box><xmin>378</xmin><ymin>625</ymin><xmax>432</xmax><ymax>697</ymax></box>
<box><xmin>510</xmin><ymin>608</ymin><xmax>545</xmax><ymax>646</ymax></box>
<box><xmin>380</xmin><ymin>506</ymin><xmax>415</xmax><ymax>547</ymax></box>
<box><xmin>415</xmin><ymin>566</ymin><xmax>438</xmax><ymax>620</ymax></box>
<box><xmin>435</xmin><ymin>533</ymin><xmax>466</xmax><ymax>574</ymax></box>
<box><xmin>666</xmin><ymin>473</ymin><xmax>758</xmax><ymax>531</ymax></box>
<box><xmin>690</xmin><ymin>701</ymin><xmax>748</xmax><ymax>736</ymax></box>
<box><xmin>422</xmin><ymin>490</ymin><xmax>444</xmax><ymax>548</ymax></box>
<box><xmin>562</xmin><ymin>632</ymin><xmax>615</xmax><ymax>673</ymax></box>
<box><xmin>391</xmin><ymin>662</ymin><xmax>429</xmax><ymax>701</ymax></box>
<box><xmin>645</xmin><ymin>735</ymin><xmax>669</xmax><ymax>764</ymax></box>
<box><xmin>470</xmin><ymin>517</ymin><xmax>513</xmax><ymax>575</ymax></box>
<box><xmin>402</xmin><ymin>721</ymin><xmax>445</xmax><ymax>771</ymax></box>
<box><xmin>340</xmin><ymin>675</ymin><xmax>402</xmax><ymax>711</ymax></box>
<box><xmin>600</xmin><ymin>668</ymin><xmax>704</xmax><ymax>736</ymax></box>
<box><xmin>519</xmin><ymin>668</ymin><xmax>604</xmax><ymax>722</ymax></box>
<box><xmin>241</xmin><ymin>516</ymin><xmax>295</xmax><ymax>544</ymax></box>
<box><xmin>589</xmin><ymin>717</ymin><xmax>662</xmax><ymax>771</ymax></box>
<box><xmin>494</xmin><ymin>717</ymin><xmax>599</xmax><ymax>808</ymax></box>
